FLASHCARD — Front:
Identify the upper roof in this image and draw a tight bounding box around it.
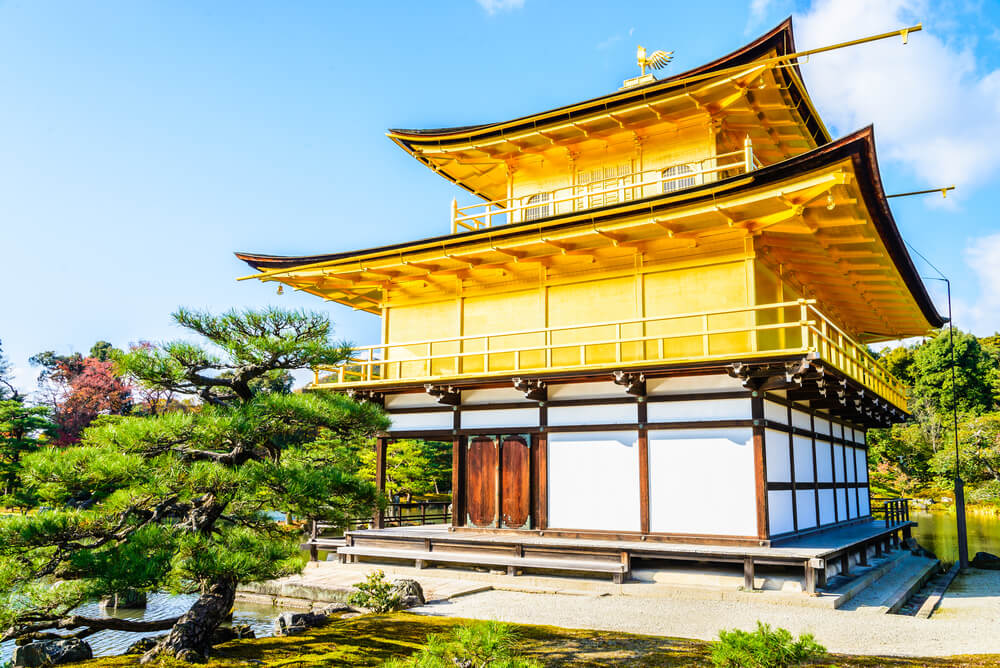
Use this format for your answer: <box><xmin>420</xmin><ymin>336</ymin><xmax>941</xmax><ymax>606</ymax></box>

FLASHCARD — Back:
<box><xmin>386</xmin><ymin>19</ymin><xmax>832</xmax><ymax>201</ymax></box>
<box><xmin>236</xmin><ymin>126</ymin><xmax>946</xmax><ymax>339</ymax></box>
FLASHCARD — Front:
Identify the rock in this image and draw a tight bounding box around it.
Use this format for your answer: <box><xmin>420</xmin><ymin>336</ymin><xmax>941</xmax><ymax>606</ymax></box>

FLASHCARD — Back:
<box><xmin>13</xmin><ymin>639</ymin><xmax>93</xmax><ymax>666</ymax></box>
<box><xmin>210</xmin><ymin>624</ymin><xmax>256</xmax><ymax>646</ymax></box>
<box><xmin>273</xmin><ymin>611</ymin><xmax>330</xmax><ymax>636</ymax></box>
<box><xmin>971</xmin><ymin>552</ymin><xmax>1000</xmax><ymax>570</ymax></box>
<box><xmin>340</xmin><ymin>612</ymin><xmax>362</xmax><ymax>619</ymax></box>
<box><xmin>390</xmin><ymin>579</ymin><xmax>425</xmax><ymax>609</ymax></box>
<box><xmin>99</xmin><ymin>589</ymin><xmax>148</xmax><ymax>610</ymax></box>
<box><xmin>125</xmin><ymin>637</ymin><xmax>162</xmax><ymax>655</ymax></box>
<box><xmin>317</xmin><ymin>602</ymin><xmax>354</xmax><ymax>615</ymax></box>
<box><xmin>904</xmin><ymin>537</ymin><xmax>937</xmax><ymax>560</ymax></box>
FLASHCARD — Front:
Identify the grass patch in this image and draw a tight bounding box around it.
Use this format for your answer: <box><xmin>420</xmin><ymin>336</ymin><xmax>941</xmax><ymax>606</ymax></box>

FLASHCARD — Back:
<box><xmin>59</xmin><ymin>612</ymin><xmax>1000</xmax><ymax>667</ymax></box>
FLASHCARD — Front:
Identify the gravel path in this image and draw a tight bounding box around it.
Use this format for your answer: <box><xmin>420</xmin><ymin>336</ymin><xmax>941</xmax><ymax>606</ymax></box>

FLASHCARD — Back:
<box><xmin>411</xmin><ymin>583</ymin><xmax>1000</xmax><ymax>657</ymax></box>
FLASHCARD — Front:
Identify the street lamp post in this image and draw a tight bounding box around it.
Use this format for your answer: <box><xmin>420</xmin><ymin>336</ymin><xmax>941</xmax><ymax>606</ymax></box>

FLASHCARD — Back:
<box><xmin>922</xmin><ymin>275</ymin><xmax>969</xmax><ymax>569</ymax></box>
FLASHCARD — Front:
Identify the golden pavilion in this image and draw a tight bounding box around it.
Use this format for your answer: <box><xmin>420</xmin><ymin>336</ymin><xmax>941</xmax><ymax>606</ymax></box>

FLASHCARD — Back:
<box><xmin>238</xmin><ymin>20</ymin><xmax>941</xmax><ymax>591</ymax></box>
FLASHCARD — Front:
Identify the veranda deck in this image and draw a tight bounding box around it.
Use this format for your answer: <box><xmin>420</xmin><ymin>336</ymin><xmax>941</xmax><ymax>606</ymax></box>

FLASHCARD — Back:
<box><xmin>337</xmin><ymin>519</ymin><xmax>913</xmax><ymax>593</ymax></box>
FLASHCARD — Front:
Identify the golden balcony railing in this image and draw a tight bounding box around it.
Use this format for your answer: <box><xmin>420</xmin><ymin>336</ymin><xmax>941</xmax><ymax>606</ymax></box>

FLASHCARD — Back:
<box><xmin>313</xmin><ymin>299</ymin><xmax>908</xmax><ymax>411</ymax></box>
<box><xmin>450</xmin><ymin>138</ymin><xmax>760</xmax><ymax>234</ymax></box>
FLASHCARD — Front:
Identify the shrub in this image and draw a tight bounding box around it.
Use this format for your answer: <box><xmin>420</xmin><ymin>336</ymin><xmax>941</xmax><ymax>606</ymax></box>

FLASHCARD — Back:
<box><xmin>967</xmin><ymin>480</ymin><xmax>1000</xmax><ymax>504</ymax></box>
<box><xmin>711</xmin><ymin>621</ymin><xmax>826</xmax><ymax>667</ymax></box>
<box><xmin>386</xmin><ymin>620</ymin><xmax>541</xmax><ymax>668</ymax></box>
<box><xmin>348</xmin><ymin>569</ymin><xmax>401</xmax><ymax>613</ymax></box>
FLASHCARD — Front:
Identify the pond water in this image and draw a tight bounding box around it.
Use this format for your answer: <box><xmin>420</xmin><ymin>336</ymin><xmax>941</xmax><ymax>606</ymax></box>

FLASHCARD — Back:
<box><xmin>0</xmin><ymin>592</ymin><xmax>279</xmax><ymax>664</ymax></box>
<box><xmin>910</xmin><ymin>509</ymin><xmax>1000</xmax><ymax>565</ymax></box>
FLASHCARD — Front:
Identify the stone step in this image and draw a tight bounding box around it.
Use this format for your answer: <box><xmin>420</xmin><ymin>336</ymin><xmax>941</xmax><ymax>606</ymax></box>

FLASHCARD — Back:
<box><xmin>839</xmin><ymin>554</ymin><xmax>940</xmax><ymax>613</ymax></box>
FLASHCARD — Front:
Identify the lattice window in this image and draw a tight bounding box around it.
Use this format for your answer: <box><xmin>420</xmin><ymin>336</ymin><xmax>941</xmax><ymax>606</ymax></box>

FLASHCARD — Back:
<box><xmin>524</xmin><ymin>192</ymin><xmax>550</xmax><ymax>221</ymax></box>
<box><xmin>662</xmin><ymin>164</ymin><xmax>696</xmax><ymax>193</ymax></box>
<box><xmin>577</xmin><ymin>163</ymin><xmax>633</xmax><ymax>208</ymax></box>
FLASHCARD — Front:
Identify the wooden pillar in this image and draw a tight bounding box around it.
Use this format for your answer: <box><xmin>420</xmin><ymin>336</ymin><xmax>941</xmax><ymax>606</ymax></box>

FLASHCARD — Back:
<box><xmin>839</xmin><ymin>552</ymin><xmax>850</xmax><ymax>577</ymax></box>
<box><xmin>743</xmin><ymin>557</ymin><xmax>755</xmax><ymax>591</ymax></box>
<box><xmin>859</xmin><ymin>543</ymin><xmax>869</xmax><ymax>567</ymax></box>
<box><xmin>452</xmin><ymin>436</ymin><xmax>465</xmax><ymax>527</ymax></box>
<box><xmin>374</xmin><ymin>436</ymin><xmax>388</xmax><ymax>529</ymax></box>
<box><xmin>637</xmin><ymin>395</ymin><xmax>649</xmax><ymax>534</ymax></box>
<box><xmin>804</xmin><ymin>562</ymin><xmax>816</xmax><ymax>595</ymax></box>
<box><xmin>751</xmin><ymin>392</ymin><xmax>769</xmax><ymax>541</ymax></box>
<box><xmin>535</xmin><ymin>432</ymin><xmax>548</xmax><ymax>530</ymax></box>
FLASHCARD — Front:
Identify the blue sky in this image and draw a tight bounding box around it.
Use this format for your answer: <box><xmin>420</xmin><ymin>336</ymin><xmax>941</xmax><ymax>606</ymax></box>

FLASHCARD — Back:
<box><xmin>2</xmin><ymin>0</ymin><xmax>999</xmax><ymax>393</ymax></box>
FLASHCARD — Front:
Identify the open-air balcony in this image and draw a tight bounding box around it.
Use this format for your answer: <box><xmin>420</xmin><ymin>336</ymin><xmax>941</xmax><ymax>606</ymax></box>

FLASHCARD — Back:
<box><xmin>450</xmin><ymin>140</ymin><xmax>761</xmax><ymax>234</ymax></box>
<box><xmin>313</xmin><ymin>299</ymin><xmax>908</xmax><ymax>412</ymax></box>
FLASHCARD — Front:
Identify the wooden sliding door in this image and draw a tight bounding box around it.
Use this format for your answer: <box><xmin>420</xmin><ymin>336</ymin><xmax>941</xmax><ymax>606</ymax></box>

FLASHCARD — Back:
<box><xmin>464</xmin><ymin>433</ymin><xmax>533</xmax><ymax>529</ymax></box>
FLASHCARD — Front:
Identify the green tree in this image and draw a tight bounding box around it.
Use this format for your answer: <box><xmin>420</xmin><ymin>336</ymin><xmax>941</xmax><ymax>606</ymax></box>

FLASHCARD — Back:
<box><xmin>910</xmin><ymin>328</ymin><xmax>997</xmax><ymax>416</ymax></box>
<box><xmin>0</xmin><ymin>339</ymin><xmax>19</xmax><ymax>401</ymax></box>
<box><xmin>0</xmin><ymin>308</ymin><xmax>388</xmax><ymax>662</ymax></box>
<box><xmin>929</xmin><ymin>413</ymin><xmax>1000</xmax><ymax>483</ymax></box>
<box><xmin>357</xmin><ymin>439</ymin><xmax>452</xmax><ymax>501</ymax></box>
<box><xmin>0</xmin><ymin>401</ymin><xmax>54</xmax><ymax>506</ymax></box>
<box><xmin>88</xmin><ymin>341</ymin><xmax>118</xmax><ymax>362</ymax></box>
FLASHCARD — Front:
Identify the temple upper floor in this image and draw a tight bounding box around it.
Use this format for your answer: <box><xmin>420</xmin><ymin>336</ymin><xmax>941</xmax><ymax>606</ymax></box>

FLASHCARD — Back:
<box><xmin>388</xmin><ymin>20</ymin><xmax>830</xmax><ymax>234</ymax></box>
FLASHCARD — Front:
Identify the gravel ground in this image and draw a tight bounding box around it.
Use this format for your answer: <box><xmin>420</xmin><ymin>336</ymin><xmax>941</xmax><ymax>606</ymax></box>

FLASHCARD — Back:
<box><xmin>410</xmin><ymin>579</ymin><xmax>1000</xmax><ymax>658</ymax></box>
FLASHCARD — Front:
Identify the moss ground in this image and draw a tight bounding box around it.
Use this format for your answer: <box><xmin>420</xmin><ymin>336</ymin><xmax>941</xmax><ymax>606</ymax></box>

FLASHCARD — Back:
<box><xmin>62</xmin><ymin>612</ymin><xmax>1000</xmax><ymax>667</ymax></box>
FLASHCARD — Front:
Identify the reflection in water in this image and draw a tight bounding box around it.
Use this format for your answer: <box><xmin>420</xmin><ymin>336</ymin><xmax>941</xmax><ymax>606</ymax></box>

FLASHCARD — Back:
<box><xmin>0</xmin><ymin>592</ymin><xmax>278</xmax><ymax>663</ymax></box>
<box><xmin>910</xmin><ymin>510</ymin><xmax>1000</xmax><ymax>565</ymax></box>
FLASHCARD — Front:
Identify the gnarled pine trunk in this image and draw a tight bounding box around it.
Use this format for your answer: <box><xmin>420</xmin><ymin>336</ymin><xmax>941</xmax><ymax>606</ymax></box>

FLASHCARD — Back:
<box><xmin>141</xmin><ymin>578</ymin><xmax>236</xmax><ymax>663</ymax></box>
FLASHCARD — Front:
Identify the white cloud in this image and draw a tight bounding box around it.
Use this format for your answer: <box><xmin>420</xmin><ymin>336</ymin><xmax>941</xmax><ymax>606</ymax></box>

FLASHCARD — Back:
<box><xmin>795</xmin><ymin>0</ymin><xmax>1000</xmax><ymax>192</ymax></box>
<box><xmin>476</xmin><ymin>0</ymin><xmax>524</xmax><ymax>14</ymax></box>
<box><xmin>957</xmin><ymin>233</ymin><xmax>1000</xmax><ymax>335</ymax></box>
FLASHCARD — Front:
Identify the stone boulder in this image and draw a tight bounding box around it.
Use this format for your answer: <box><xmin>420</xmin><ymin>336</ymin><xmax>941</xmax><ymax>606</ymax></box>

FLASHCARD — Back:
<box><xmin>210</xmin><ymin>624</ymin><xmax>256</xmax><ymax>646</ymax></box>
<box><xmin>273</xmin><ymin>611</ymin><xmax>330</xmax><ymax>636</ymax></box>
<box><xmin>317</xmin><ymin>602</ymin><xmax>354</xmax><ymax>615</ymax></box>
<box><xmin>12</xmin><ymin>639</ymin><xmax>93</xmax><ymax>667</ymax></box>
<box><xmin>390</xmin><ymin>579</ymin><xmax>425</xmax><ymax>609</ymax></box>
<box><xmin>124</xmin><ymin>636</ymin><xmax>162</xmax><ymax>655</ymax></box>
<box><xmin>99</xmin><ymin>589</ymin><xmax>148</xmax><ymax>610</ymax></box>
<box><xmin>971</xmin><ymin>552</ymin><xmax>1000</xmax><ymax>570</ymax></box>
<box><xmin>904</xmin><ymin>537</ymin><xmax>937</xmax><ymax>560</ymax></box>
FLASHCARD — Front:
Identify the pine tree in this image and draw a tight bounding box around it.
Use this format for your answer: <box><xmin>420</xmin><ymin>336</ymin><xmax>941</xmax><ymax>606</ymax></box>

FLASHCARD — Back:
<box><xmin>0</xmin><ymin>308</ymin><xmax>388</xmax><ymax>662</ymax></box>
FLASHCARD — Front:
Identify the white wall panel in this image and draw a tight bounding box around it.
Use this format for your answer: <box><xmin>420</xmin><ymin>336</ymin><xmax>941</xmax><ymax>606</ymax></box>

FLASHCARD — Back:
<box><xmin>819</xmin><ymin>489</ymin><xmax>836</xmax><ymax>525</ymax></box>
<box><xmin>648</xmin><ymin>428</ymin><xmax>756</xmax><ymax>536</ymax></box>
<box><xmin>857</xmin><ymin>449</ymin><xmax>869</xmax><ymax>483</ymax></box>
<box><xmin>796</xmin><ymin>490</ymin><xmax>817</xmax><ymax>530</ymax></box>
<box><xmin>385</xmin><ymin>393</ymin><xmax>441</xmax><ymax>409</ymax></box>
<box><xmin>837</xmin><ymin>488</ymin><xmax>848</xmax><ymax>520</ymax></box>
<box><xmin>764</xmin><ymin>400</ymin><xmax>787</xmax><ymax>424</ymax></box>
<box><xmin>548</xmin><ymin>381</ymin><xmax>623</xmax><ymax>401</ymax></box>
<box><xmin>854</xmin><ymin>429</ymin><xmax>866</xmax><ymax>445</ymax></box>
<box><xmin>768</xmin><ymin>490</ymin><xmax>795</xmax><ymax>535</ymax></box>
<box><xmin>815</xmin><ymin>441</ymin><xmax>833</xmax><ymax>482</ymax></box>
<box><xmin>791</xmin><ymin>408</ymin><xmax>812</xmax><ymax>431</ymax></box>
<box><xmin>547</xmin><ymin>431</ymin><xmax>640</xmax><ymax>531</ymax></box>
<box><xmin>647</xmin><ymin>398</ymin><xmax>751</xmax><ymax>423</ymax></box>
<box><xmin>815</xmin><ymin>416</ymin><xmax>831</xmax><ymax>435</ymax></box>
<box><xmin>461</xmin><ymin>408</ymin><xmax>539</xmax><ymax>430</ymax></box>
<box><xmin>461</xmin><ymin>388</ymin><xmax>533</xmax><ymax>405</ymax></box>
<box><xmin>846</xmin><ymin>449</ymin><xmax>857</xmax><ymax>483</ymax></box>
<box><xmin>793</xmin><ymin>435</ymin><xmax>814</xmax><ymax>483</ymax></box>
<box><xmin>646</xmin><ymin>374</ymin><xmax>744</xmax><ymax>395</ymax></box>
<box><xmin>765</xmin><ymin>429</ymin><xmax>791</xmax><ymax>482</ymax></box>
<box><xmin>547</xmin><ymin>403</ymin><xmax>636</xmax><ymax>427</ymax></box>
<box><xmin>859</xmin><ymin>490</ymin><xmax>871</xmax><ymax>516</ymax></box>
<box><xmin>834</xmin><ymin>424</ymin><xmax>844</xmax><ymax>440</ymax></box>
<box><xmin>848</xmin><ymin>488</ymin><xmax>858</xmax><ymax>518</ymax></box>
<box><xmin>390</xmin><ymin>411</ymin><xmax>454</xmax><ymax>431</ymax></box>
<box><xmin>833</xmin><ymin>444</ymin><xmax>845</xmax><ymax>481</ymax></box>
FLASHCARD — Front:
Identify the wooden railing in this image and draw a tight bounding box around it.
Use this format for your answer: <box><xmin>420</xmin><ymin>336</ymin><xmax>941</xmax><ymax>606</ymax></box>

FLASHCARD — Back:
<box><xmin>450</xmin><ymin>139</ymin><xmax>760</xmax><ymax>234</ymax></box>
<box><xmin>305</xmin><ymin>501</ymin><xmax>452</xmax><ymax>560</ymax></box>
<box><xmin>314</xmin><ymin>299</ymin><xmax>908</xmax><ymax>411</ymax></box>
<box><xmin>871</xmin><ymin>498</ymin><xmax>911</xmax><ymax>526</ymax></box>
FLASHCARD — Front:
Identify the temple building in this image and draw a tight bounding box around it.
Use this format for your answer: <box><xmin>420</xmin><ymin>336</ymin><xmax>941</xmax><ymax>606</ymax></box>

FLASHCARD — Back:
<box><xmin>238</xmin><ymin>20</ymin><xmax>940</xmax><ymax>591</ymax></box>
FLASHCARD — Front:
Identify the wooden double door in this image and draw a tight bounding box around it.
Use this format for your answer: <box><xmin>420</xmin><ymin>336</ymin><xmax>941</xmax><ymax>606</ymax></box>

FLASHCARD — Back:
<box><xmin>465</xmin><ymin>434</ymin><xmax>532</xmax><ymax>529</ymax></box>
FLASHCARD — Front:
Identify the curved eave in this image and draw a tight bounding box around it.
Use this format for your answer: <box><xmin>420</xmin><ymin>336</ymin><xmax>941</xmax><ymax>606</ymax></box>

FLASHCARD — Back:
<box><xmin>236</xmin><ymin>126</ymin><xmax>944</xmax><ymax>331</ymax></box>
<box><xmin>388</xmin><ymin>17</ymin><xmax>831</xmax><ymax>155</ymax></box>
